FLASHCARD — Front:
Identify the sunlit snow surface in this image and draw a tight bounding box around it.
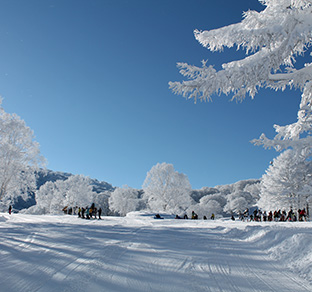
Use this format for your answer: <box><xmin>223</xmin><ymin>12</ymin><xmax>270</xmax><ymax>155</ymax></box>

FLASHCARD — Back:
<box><xmin>1</xmin><ymin>212</ymin><xmax>312</xmax><ymax>292</ymax></box>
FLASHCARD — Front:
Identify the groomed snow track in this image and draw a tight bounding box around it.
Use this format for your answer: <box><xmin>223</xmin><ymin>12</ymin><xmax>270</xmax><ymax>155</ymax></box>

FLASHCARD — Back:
<box><xmin>0</xmin><ymin>213</ymin><xmax>311</xmax><ymax>292</ymax></box>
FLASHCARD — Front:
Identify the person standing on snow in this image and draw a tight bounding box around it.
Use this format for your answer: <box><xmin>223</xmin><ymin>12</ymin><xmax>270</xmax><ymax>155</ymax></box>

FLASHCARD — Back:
<box><xmin>86</xmin><ymin>207</ymin><xmax>90</xmax><ymax>219</ymax></box>
<box><xmin>8</xmin><ymin>205</ymin><xmax>12</xmax><ymax>215</ymax></box>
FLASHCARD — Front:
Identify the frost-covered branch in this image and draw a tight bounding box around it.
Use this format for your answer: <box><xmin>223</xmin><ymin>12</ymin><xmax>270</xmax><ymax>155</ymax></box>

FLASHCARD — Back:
<box><xmin>252</xmin><ymin>81</ymin><xmax>312</xmax><ymax>149</ymax></box>
<box><xmin>169</xmin><ymin>0</ymin><xmax>312</xmax><ymax>102</ymax></box>
<box><xmin>268</xmin><ymin>64</ymin><xmax>312</xmax><ymax>87</ymax></box>
<box><xmin>170</xmin><ymin>0</ymin><xmax>312</xmax><ymax>152</ymax></box>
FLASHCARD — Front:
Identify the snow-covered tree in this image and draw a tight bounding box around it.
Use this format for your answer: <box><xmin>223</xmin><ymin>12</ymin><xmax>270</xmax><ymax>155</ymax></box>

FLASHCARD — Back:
<box><xmin>142</xmin><ymin>163</ymin><xmax>193</xmax><ymax>214</ymax></box>
<box><xmin>223</xmin><ymin>191</ymin><xmax>254</xmax><ymax>214</ymax></box>
<box><xmin>169</xmin><ymin>0</ymin><xmax>312</xmax><ymax>151</ymax></box>
<box><xmin>62</xmin><ymin>175</ymin><xmax>95</xmax><ymax>209</ymax></box>
<box><xmin>190</xmin><ymin>187</ymin><xmax>219</xmax><ymax>203</ymax></box>
<box><xmin>187</xmin><ymin>195</ymin><xmax>223</xmax><ymax>219</ymax></box>
<box><xmin>187</xmin><ymin>180</ymin><xmax>260</xmax><ymax>217</ymax></box>
<box><xmin>169</xmin><ymin>0</ymin><xmax>312</xmax><ymax>212</ymax></box>
<box><xmin>109</xmin><ymin>186</ymin><xmax>145</xmax><ymax>216</ymax></box>
<box><xmin>34</xmin><ymin>175</ymin><xmax>95</xmax><ymax>214</ymax></box>
<box><xmin>258</xmin><ymin>148</ymin><xmax>312</xmax><ymax>211</ymax></box>
<box><xmin>92</xmin><ymin>191</ymin><xmax>111</xmax><ymax>216</ymax></box>
<box><xmin>0</xmin><ymin>99</ymin><xmax>44</xmax><ymax>202</ymax></box>
<box><xmin>30</xmin><ymin>181</ymin><xmax>56</xmax><ymax>214</ymax></box>
<box><xmin>222</xmin><ymin>180</ymin><xmax>261</xmax><ymax>214</ymax></box>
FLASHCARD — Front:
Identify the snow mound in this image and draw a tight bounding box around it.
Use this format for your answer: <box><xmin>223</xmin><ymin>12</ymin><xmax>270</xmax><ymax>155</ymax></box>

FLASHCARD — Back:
<box><xmin>0</xmin><ymin>215</ymin><xmax>7</xmax><ymax>222</ymax></box>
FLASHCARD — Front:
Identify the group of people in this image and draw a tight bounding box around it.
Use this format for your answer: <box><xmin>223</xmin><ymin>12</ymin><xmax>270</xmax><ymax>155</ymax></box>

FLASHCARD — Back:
<box><xmin>239</xmin><ymin>208</ymin><xmax>308</xmax><ymax>222</ymax></box>
<box><xmin>78</xmin><ymin>204</ymin><xmax>102</xmax><ymax>220</ymax></box>
<box><xmin>194</xmin><ymin>212</ymin><xmax>216</xmax><ymax>220</ymax></box>
<box><xmin>63</xmin><ymin>203</ymin><xmax>102</xmax><ymax>220</ymax></box>
<box><xmin>174</xmin><ymin>211</ymin><xmax>216</xmax><ymax>220</ymax></box>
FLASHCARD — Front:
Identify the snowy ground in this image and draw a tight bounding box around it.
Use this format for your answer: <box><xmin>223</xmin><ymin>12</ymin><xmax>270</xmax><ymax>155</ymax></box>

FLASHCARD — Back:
<box><xmin>1</xmin><ymin>212</ymin><xmax>312</xmax><ymax>292</ymax></box>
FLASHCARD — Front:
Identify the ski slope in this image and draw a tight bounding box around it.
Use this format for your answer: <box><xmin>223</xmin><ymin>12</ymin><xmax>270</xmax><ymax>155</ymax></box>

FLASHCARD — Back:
<box><xmin>0</xmin><ymin>212</ymin><xmax>311</xmax><ymax>292</ymax></box>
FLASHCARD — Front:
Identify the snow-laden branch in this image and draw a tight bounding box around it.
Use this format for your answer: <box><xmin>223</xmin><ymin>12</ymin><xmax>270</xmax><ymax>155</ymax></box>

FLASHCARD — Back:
<box><xmin>252</xmin><ymin>81</ymin><xmax>312</xmax><ymax>150</ymax></box>
<box><xmin>252</xmin><ymin>133</ymin><xmax>312</xmax><ymax>151</ymax></box>
<box><xmin>170</xmin><ymin>0</ymin><xmax>312</xmax><ymax>153</ymax></box>
<box><xmin>269</xmin><ymin>64</ymin><xmax>312</xmax><ymax>82</ymax></box>
<box><xmin>170</xmin><ymin>1</ymin><xmax>312</xmax><ymax>102</ymax></box>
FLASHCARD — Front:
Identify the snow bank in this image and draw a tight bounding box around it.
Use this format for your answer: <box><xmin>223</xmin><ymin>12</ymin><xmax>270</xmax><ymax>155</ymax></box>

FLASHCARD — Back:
<box><xmin>268</xmin><ymin>231</ymin><xmax>312</xmax><ymax>282</ymax></box>
<box><xmin>223</xmin><ymin>223</ymin><xmax>312</xmax><ymax>284</ymax></box>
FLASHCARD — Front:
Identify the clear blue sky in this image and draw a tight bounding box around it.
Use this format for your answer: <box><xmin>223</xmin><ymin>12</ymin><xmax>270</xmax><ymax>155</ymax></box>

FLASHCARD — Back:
<box><xmin>0</xmin><ymin>0</ymin><xmax>305</xmax><ymax>189</ymax></box>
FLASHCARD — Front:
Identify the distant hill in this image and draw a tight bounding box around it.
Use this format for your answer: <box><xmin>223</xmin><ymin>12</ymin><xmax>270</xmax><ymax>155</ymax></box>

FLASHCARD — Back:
<box><xmin>13</xmin><ymin>169</ymin><xmax>115</xmax><ymax>210</ymax></box>
<box><xmin>36</xmin><ymin>169</ymin><xmax>115</xmax><ymax>193</ymax></box>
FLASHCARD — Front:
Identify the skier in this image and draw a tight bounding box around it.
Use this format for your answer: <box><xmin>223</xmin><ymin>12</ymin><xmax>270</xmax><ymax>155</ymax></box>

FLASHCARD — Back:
<box><xmin>8</xmin><ymin>205</ymin><xmax>12</xmax><ymax>215</ymax></box>
<box><xmin>98</xmin><ymin>208</ymin><xmax>102</xmax><ymax>220</ymax></box>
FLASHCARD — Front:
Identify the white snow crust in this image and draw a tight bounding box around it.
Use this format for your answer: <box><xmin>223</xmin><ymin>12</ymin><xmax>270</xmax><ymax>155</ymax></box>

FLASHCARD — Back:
<box><xmin>0</xmin><ymin>212</ymin><xmax>311</xmax><ymax>292</ymax></box>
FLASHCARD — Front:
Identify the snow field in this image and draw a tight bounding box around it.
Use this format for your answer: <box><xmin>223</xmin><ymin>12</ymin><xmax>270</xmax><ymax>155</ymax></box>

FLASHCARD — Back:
<box><xmin>0</xmin><ymin>212</ymin><xmax>311</xmax><ymax>292</ymax></box>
